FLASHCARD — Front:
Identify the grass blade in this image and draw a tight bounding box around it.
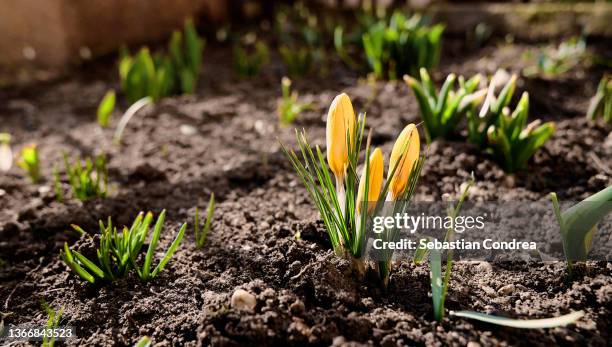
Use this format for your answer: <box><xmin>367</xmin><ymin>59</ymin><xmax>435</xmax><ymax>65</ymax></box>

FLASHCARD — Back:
<box><xmin>152</xmin><ymin>222</ymin><xmax>187</xmax><ymax>278</ymax></box>
<box><xmin>450</xmin><ymin>310</ymin><xmax>584</xmax><ymax>329</ymax></box>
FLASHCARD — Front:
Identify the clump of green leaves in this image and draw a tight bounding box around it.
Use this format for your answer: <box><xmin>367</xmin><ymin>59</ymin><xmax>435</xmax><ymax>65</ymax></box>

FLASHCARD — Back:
<box><xmin>523</xmin><ymin>36</ymin><xmax>586</xmax><ymax>77</ymax></box>
<box><xmin>0</xmin><ymin>133</ymin><xmax>12</xmax><ymax>172</ymax></box>
<box><xmin>550</xmin><ymin>186</ymin><xmax>612</xmax><ymax>273</ymax></box>
<box><xmin>405</xmin><ymin>68</ymin><xmax>486</xmax><ymax>142</ymax></box>
<box><xmin>337</xmin><ymin>11</ymin><xmax>443</xmax><ymax>79</ymax></box>
<box><xmin>587</xmin><ymin>75</ymin><xmax>611</xmax><ymax>123</ymax></box>
<box><xmin>194</xmin><ymin>194</ymin><xmax>215</xmax><ymax>249</ymax></box>
<box><xmin>59</xmin><ymin>153</ymin><xmax>108</xmax><ymax>201</ymax></box>
<box><xmin>119</xmin><ymin>19</ymin><xmax>204</xmax><ymax>103</ymax></box>
<box><xmin>97</xmin><ymin>90</ymin><xmax>116</xmax><ymax>127</ymax></box>
<box><xmin>233</xmin><ymin>36</ymin><xmax>269</xmax><ymax>78</ymax></box>
<box><xmin>277</xmin><ymin>77</ymin><xmax>311</xmax><ymax>125</ymax></box>
<box><xmin>41</xmin><ymin>301</ymin><xmax>63</xmax><ymax>347</ymax></box>
<box><xmin>486</xmin><ymin>93</ymin><xmax>555</xmax><ymax>172</ymax></box>
<box><xmin>17</xmin><ymin>143</ymin><xmax>41</xmax><ymax>183</ymax></box>
<box><xmin>61</xmin><ymin>210</ymin><xmax>187</xmax><ymax>283</ymax></box>
<box><xmin>468</xmin><ymin>70</ymin><xmax>517</xmax><ymax>148</ymax></box>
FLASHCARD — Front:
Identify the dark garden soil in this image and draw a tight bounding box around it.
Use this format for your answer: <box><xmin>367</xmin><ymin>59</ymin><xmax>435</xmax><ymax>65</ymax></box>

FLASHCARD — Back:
<box><xmin>0</xmin><ymin>40</ymin><xmax>611</xmax><ymax>346</ymax></box>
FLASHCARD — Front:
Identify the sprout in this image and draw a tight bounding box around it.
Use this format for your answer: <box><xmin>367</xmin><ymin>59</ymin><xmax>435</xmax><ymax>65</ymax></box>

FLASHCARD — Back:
<box><xmin>487</xmin><ymin>93</ymin><xmax>555</xmax><ymax>172</ymax></box>
<box><xmin>194</xmin><ymin>194</ymin><xmax>215</xmax><ymax>249</ymax></box>
<box><xmin>60</xmin><ymin>153</ymin><xmax>108</xmax><ymax>201</ymax></box>
<box><xmin>134</xmin><ymin>337</ymin><xmax>152</xmax><ymax>347</ymax></box>
<box><xmin>523</xmin><ymin>36</ymin><xmax>586</xmax><ymax>77</ymax></box>
<box><xmin>586</xmin><ymin>74</ymin><xmax>611</xmax><ymax>123</ymax></box>
<box><xmin>468</xmin><ymin>70</ymin><xmax>517</xmax><ymax>148</ymax></box>
<box><xmin>404</xmin><ymin>69</ymin><xmax>485</xmax><ymax>142</ymax></box>
<box><xmin>61</xmin><ymin>210</ymin><xmax>187</xmax><ymax>283</ymax></box>
<box><xmin>119</xmin><ymin>20</ymin><xmax>204</xmax><ymax>103</ymax></box>
<box><xmin>337</xmin><ymin>11</ymin><xmax>444</xmax><ymax>79</ymax></box>
<box><xmin>550</xmin><ymin>186</ymin><xmax>612</xmax><ymax>273</ymax></box>
<box><xmin>0</xmin><ymin>133</ymin><xmax>12</xmax><ymax>172</ymax></box>
<box><xmin>96</xmin><ymin>90</ymin><xmax>116</xmax><ymax>127</ymax></box>
<box><xmin>281</xmin><ymin>93</ymin><xmax>424</xmax><ymax>283</ymax></box>
<box><xmin>41</xmin><ymin>301</ymin><xmax>63</xmax><ymax>347</ymax></box>
<box><xmin>429</xmin><ymin>177</ymin><xmax>473</xmax><ymax>322</ymax></box>
<box><xmin>233</xmin><ymin>40</ymin><xmax>269</xmax><ymax>78</ymax></box>
<box><xmin>277</xmin><ymin>77</ymin><xmax>311</xmax><ymax>125</ymax></box>
<box><xmin>17</xmin><ymin>144</ymin><xmax>41</xmax><ymax>183</ymax></box>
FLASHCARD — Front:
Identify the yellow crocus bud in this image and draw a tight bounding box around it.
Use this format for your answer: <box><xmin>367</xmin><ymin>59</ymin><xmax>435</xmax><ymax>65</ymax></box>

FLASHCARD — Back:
<box><xmin>356</xmin><ymin>148</ymin><xmax>384</xmax><ymax>214</ymax></box>
<box><xmin>326</xmin><ymin>93</ymin><xmax>356</xmax><ymax>180</ymax></box>
<box><xmin>388</xmin><ymin>124</ymin><xmax>420</xmax><ymax>200</ymax></box>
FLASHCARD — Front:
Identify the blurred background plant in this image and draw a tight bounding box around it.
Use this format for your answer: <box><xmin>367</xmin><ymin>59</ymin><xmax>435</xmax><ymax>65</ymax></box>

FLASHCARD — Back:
<box><xmin>336</xmin><ymin>9</ymin><xmax>443</xmax><ymax>79</ymax></box>
<box><xmin>274</xmin><ymin>2</ymin><xmax>327</xmax><ymax>77</ymax></box>
<box><xmin>586</xmin><ymin>74</ymin><xmax>611</xmax><ymax>123</ymax></box>
<box><xmin>277</xmin><ymin>77</ymin><xmax>311</xmax><ymax>125</ymax></box>
<box><xmin>233</xmin><ymin>33</ymin><xmax>269</xmax><ymax>78</ymax></box>
<box><xmin>119</xmin><ymin>19</ymin><xmax>204</xmax><ymax>103</ymax></box>
<box><xmin>17</xmin><ymin>144</ymin><xmax>41</xmax><ymax>183</ymax></box>
<box><xmin>523</xmin><ymin>36</ymin><xmax>587</xmax><ymax>77</ymax></box>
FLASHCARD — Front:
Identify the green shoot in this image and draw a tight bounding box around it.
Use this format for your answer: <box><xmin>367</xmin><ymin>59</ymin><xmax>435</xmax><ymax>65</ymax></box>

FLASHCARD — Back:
<box><xmin>0</xmin><ymin>132</ymin><xmax>12</xmax><ymax>172</ymax></box>
<box><xmin>523</xmin><ymin>36</ymin><xmax>586</xmax><ymax>77</ymax></box>
<box><xmin>586</xmin><ymin>74</ymin><xmax>611</xmax><ymax>123</ymax></box>
<box><xmin>405</xmin><ymin>69</ymin><xmax>486</xmax><ymax>142</ymax></box>
<box><xmin>486</xmin><ymin>93</ymin><xmax>555</xmax><ymax>172</ymax></box>
<box><xmin>468</xmin><ymin>70</ymin><xmax>517</xmax><ymax>148</ymax></box>
<box><xmin>41</xmin><ymin>301</ymin><xmax>64</xmax><ymax>347</ymax></box>
<box><xmin>97</xmin><ymin>90</ymin><xmax>116</xmax><ymax>127</ymax></box>
<box><xmin>550</xmin><ymin>186</ymin><xmax>612</xmax><ymax>273</ymax></box>
<box><xmin>17</xmin><ymin>143</ymin><xmax>41</xmax><ymax>183</ymax></box>
<box><xmin>429</xmin><ymin>176</ymin><xmax>473</xmax><ymax>321</ymax></box>
<box><xmin>61</xmin><ymin>153</ymin><xmax>108</xmax><ymax>201</ymax></box>
<box><xmin>61</xmin><ymin>210</ymin><xmax>187</xmax><ymax>283</ymax></box>
<box><xmin>355</xmin><ymin>11</ymin><xmax>444</xmax><ymax>79</ymax></box>
<box><xmin>233</xmin><ymin>39</ymin><xmax>269</xmax><ymax>78</ymax></box>
<box><xmin>134</xmin><ymin>336</ymin><xmax>152</xmax><ymax>347</ymax></box>
<box><xmin>53</xmin><ymin>165</ymin><xmax>63</xmax><ymax>202</ymax></box>
<box><xmin>194</xmin><ymin>194</ymin><xmax>215</xmax><ymax>249</ymax></box>
<box><xmin>119</xmin><ymin>19</ymin><xmax>204</xmax><ymax>103</ymax></box>
<box><xmin>277</xmin><ymin>77</ymin><xmax>311</xmax><ymax>125</ymax></box>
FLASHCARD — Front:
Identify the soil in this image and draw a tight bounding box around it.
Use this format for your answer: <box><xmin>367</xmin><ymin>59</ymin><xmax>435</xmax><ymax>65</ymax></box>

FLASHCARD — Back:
<box><xmin>0</xmin><ymin>38</ymin><xmax>611</xmax><ymax>346</ymax></box>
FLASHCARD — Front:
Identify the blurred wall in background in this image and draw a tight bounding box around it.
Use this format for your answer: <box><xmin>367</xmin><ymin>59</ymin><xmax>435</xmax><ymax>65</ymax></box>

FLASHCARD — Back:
<box><xmin>0</xmin><ymin>0</ymin><xmax>227</xmax><ymax>85</ymax></box>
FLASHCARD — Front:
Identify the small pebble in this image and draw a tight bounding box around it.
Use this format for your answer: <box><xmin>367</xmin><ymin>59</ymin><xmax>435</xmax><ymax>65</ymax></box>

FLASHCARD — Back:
<box><xmin>498</xmin><ymin>284</ymin><xmax>516</xmax><ymax>296</ymax></box>
<box><xmin>231</xmin><ymin>289</ymin><xmax>256</xmax><ymax>311</ymax></box>
<box><xmin>179</xmin><ymin>124</ymin><xmax>197</xmax><ymax>136</ymax></box>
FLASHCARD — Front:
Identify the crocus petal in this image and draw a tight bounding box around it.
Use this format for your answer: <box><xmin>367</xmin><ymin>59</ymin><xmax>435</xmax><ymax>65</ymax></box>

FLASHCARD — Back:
<box><xmin>389</xmin><ymin>124</ymin><xmax>420</xmax><ymax>199</ymax></box>
<box><xmin>326</xmin><ymin>93</ymin><xmax>356</xmax><ymax>179</ymax></box>
<box><xmin>357</xmin><ymin>148</ymin><xmax>384</xmax><ymax>214</ymax></box>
